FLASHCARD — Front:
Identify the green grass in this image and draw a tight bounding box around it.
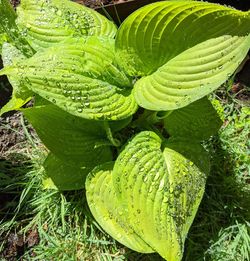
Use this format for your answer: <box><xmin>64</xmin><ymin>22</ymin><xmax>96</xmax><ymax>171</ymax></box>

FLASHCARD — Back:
<box><xmin>0</xmin><ymin>85</ymin><xmax>249</xmax><ymax>261</ymax></box>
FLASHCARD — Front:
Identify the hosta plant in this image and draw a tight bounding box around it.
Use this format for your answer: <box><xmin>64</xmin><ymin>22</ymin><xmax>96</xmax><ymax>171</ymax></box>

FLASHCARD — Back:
<box><xmin>0</xmin><ymin>0</ymin><xmax>249</xmax><ymax>260</ymax></box>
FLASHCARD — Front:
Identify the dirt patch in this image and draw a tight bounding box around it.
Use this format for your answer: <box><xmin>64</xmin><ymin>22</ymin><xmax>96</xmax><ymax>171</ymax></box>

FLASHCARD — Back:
<box><xmin>0</xmin><ymin>112</ymin><xmax>27</xmax><ymax>156</ymax></box>
<box><xmin>1</xmin><ymin>228</ymin><xmax>39</xmax><ymax>260</ymax></box>
<box><xmin>10</xmin><ymin>0</ymin><xmax>20</xmax><ymax>8</ymax></box>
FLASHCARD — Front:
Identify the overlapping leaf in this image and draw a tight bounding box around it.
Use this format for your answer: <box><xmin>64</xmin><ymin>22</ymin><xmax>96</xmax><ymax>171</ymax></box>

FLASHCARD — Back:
<box><xmin>43</xmin><ymin>153</ymin><xmax>91</xmax><ymax>190</ymax></box>
<box><xmin>86</xmin><ymin>131</ymin><xmax>209</xmax><ymax>260</ymax></box>
<box><xmin>86</xmin><ymin>162</ymin><xmax>154</xmax><ymax>253</ymax></box>
<box><xmin>23</xmin><ymin>104</ymin><xmax>113</xmax><ymax>167</ymax></box>
<box><xmin>116</xmin><ymin>1</ymin><xmax>250</xmax><ymax>110</ymax></box>
<box><xmin>1</xmin><ymin>37</ymin><xmax>138</xmax><ymax>120</ymax></box>
<box><xmin>163</xmin><ymin>97</ymin><xmax>223</xmax><ymax>140</ymax></box>
<box><xmin>16</xmin><ymin>0</ymin><xmax>117</xmax><ymax>51</ymax></box>
<box><xmin>0</xmin><ymin>43</ymin><xmax>32</xmax><ymax>116</ymax></box>
<box><xmin>0</xmin><ymin>0</ymin><xmax>34</xmax><ymax>56</ymax></box>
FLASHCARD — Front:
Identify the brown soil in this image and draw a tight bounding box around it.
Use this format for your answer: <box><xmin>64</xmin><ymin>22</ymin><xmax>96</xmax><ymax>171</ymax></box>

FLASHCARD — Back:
<box><xmin>0</xmin><ymin>112</ymin><xmax>26</xmax><ymax>156</ymax></box>
<box><xmin>1</xmin><ymin>228</ymin><xmax>39</xmax><ymax>260</ymax></box>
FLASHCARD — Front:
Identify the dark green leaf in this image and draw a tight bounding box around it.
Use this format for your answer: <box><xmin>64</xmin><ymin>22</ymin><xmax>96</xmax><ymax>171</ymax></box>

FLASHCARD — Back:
<box><xmin>44</xmin><ymin>153</ymin><xmax>91</xmax><ymax>191</ymax></box>
<box><xmin>23</xmin><ymin>104</ymin><xmax>113</xmax><ymax>167</ymax></box>
<box><xmin>163</xmin><ymin>97</ymin><xmax>223</xmax><ymax>141</ymax></box>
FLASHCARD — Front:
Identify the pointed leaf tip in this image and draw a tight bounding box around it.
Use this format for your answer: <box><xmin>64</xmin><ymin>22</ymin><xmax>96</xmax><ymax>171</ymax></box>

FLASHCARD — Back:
<box><xmin>116</xmin><ymin>1</ymin><xmax>250</xmax><ymax>110</ymax></box>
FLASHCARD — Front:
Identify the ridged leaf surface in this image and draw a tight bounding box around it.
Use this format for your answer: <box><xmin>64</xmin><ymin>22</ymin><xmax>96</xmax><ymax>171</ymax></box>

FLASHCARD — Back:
<box><xmin>16</xmin><ymin>0</ymin><xmax>117</xmax><ymax>50</ymax></box>
<box><xmin>1</xmin><ymin>37</ymin><xmax>138</xmax><ymax>120</ymax></box>
<box><xmin>86</xmin><ymin>162</ymin><xmax>154</xmax><ymax>253</ymax></box>
<box><xmin>113</xmin><ymin>131</ymin><xmax>208</xmax><ymax>260</ymax></box>
<box><xmin>86</xmin><ymin>131</ymin><xmax>209</xmax><ymax>260</ymax></box>
<box><xmin>116</xmin><ymin>1</ymin><xmax>250</xmax><ymax>110</ymax></box>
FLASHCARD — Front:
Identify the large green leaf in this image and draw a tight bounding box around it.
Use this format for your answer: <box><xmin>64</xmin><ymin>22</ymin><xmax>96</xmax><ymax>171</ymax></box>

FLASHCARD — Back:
<box><xmin>86</xmin><ymin>131</ymin><xmax>209</xmax><ymax>260</ymax></box>
<box><xmin>16</xmin><ymin>0</ymin><xmax>117</xmax><ymax>51</ymax></box>
<box><xmin>86</xmin><ymin>162</ymin><xmax>154</xmax><ymax>253</ymax></box>
<box><xmin>112</xmin><ymin>131</ymin><xmax>208</xmax><ymax>260</ymax></box>
<box><xmin>23</xmin><ymin>104</ymin><xmax>113</xmax><ymax>167</ymax></box>
<box><xmin>1</xmin><ymin>37</ymin><xmax>138</xmax><ymax>120</ymax></box>
<box><xmin>163</xmin><ymin>97</ymin><xmax>223</xmax><ymax>141</ymax></box>
<box><xmin>116</xmin><ymin>1</ymin><xmax>250</xmax><ymax>110</ymax></box>
<box><xmin>0</xmin><ymin>43</ymin><xmax>32</xmax><ymax>116</ymax></box>
<box><xmin>43</xmin><ymin>153</ymin><xmax>91</xmax><ymax>191</ymax></box>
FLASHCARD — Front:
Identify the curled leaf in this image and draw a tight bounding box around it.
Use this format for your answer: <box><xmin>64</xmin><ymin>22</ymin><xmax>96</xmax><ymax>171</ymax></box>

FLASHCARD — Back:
<box><xmin>116</xmin><ymin>1</ymin><xmax>250</xmax><ymax>110</ymax></box>
<box><xmin>86</xmin><ymin>162</ymin><xmax>154</xmax><ymax>253</ymax></box>
<box><xmin>1</xmin><ymin>37</ymin><xmax>138</xmax><ymax>120</ymax></box>
<box><xmin>0</xmin><ymin>43</ymin><xmax>32</xmax><ymax>116</ymax></box>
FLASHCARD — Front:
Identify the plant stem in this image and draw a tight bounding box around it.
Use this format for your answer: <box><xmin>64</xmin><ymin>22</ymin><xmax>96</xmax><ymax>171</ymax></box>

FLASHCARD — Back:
<box><xmin>103</xmin><ymin>122</ymin><xmax>121</xmax><ymax>147</ymax></box>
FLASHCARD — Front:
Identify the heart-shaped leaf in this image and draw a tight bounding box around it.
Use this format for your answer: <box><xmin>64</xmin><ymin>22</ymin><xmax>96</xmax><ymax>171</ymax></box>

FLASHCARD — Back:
<box><xmin>113</xmin><ymin>131</ymin><xmax>208</xmax><ymax>260</ymax></box>
<box><xmin>116</xmin><ymin>1</ymin><xmax>250</xmax><ymax>110</ymax></box>
<box><xmin>163</xmin><ymin>97</ymin><xmax>223</xmax><ymax>141</ymax></box>
<box><xmin>16</xmin><ymin>0</ymin><xmax>117</xmax><ymax>51</ymax></box>
<box><xmin>86</xmin><ymin>131</ymin><xmax>209</xmax><ymax>260</ymax></box>
<box><xmin>1</xmin><ymin>36</ymin><xmax>138</xmax><ymax>120</ymax></box>
<box><xmin>0</xmin><ymin>43</ymin><xmax>32</xmax><ymax>116</ymax></box>
<box><xmin>43</xmin><ymin>153</ymin><xmax>91</xmax><ymax>191</ymax></box>
<box><xmin>23</xmin><ymin>104</ymin><xmax>113</xmax><ymax>167</ymax></box>
<box><xmin>86</xmin><ymin>162</ymin><xmax>154</xmax><ymax>253</ymax></box>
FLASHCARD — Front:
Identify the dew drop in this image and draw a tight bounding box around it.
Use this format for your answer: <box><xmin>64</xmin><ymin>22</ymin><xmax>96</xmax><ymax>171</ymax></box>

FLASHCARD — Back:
<box><xmin>159</xmin><ymin>179</ymin><xmax>164</xmax><ymax>191</ymax></box>
<box><xmin>154</xmin><ymin>172</ymin><xmax>160</xmax><ymax>181</ymax></box>
<box><xmin>56</xmin><ymin>10</ymin><xmax>62</xmax><ymax>16</ymax></box>
<box><xmin>117</xmin><ymin>233</ymin><xmax>122</xmax><ymax>239</ymax></box>
<box><xmin>84</xmin><ymin>101</ymin><xmax>90</xmax><ymax>107</ymax></box>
